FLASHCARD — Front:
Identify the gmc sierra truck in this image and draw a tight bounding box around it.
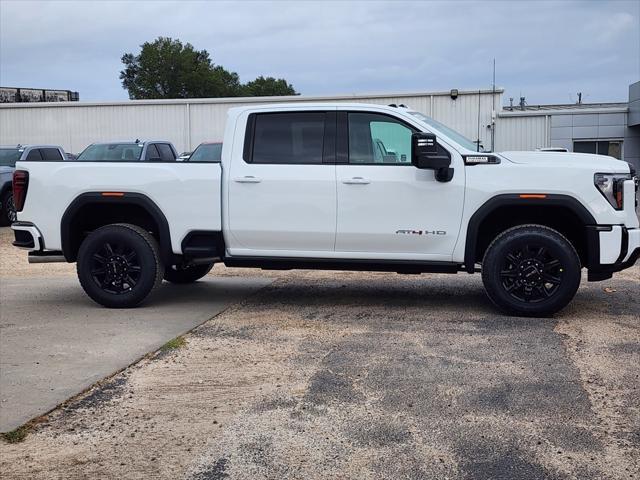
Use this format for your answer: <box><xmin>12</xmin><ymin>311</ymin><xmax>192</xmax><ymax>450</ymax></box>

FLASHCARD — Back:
<box><xmin>11</xmin><ymin>103</ymin><xmax>639</xmax><ymax>316</ymax></box>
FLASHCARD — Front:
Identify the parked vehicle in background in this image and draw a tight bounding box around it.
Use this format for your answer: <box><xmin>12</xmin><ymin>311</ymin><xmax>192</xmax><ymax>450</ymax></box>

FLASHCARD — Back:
<box><xmin>177</xmin><ymin>151</ymin><xmax>191</xmax><ymax>161</ymax></box>
<box><xmin>65</xmin><ymin>152</ymin><xmax>78</xmax><ymax>161</ymax></box>
<box><xmin>76</xmin><ymin>140</ymin><xmax>178</xmax><ymax>162</ymax></box>
<box><xmin>10</xmin><ymin>103</ymin><xmax>640</xmax><ymax>316</ymax></box>
<box><xmin>0</xmin><ymin>144</ymin><xmax>66</xmax><ymax>225</ymax></box>
<box><xmin>186</xmin><ymin>142</ymin><xmax>222</xmax><ymax>162</ymax></box>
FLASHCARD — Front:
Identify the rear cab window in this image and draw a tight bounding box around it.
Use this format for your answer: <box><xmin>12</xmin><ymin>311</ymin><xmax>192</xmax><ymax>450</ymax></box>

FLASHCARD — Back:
<box><xmin>41</xmin><ymin>148</ymin><xmax>63</xmax><ymax>161</ymax></box>
<box><xmin>25</xmin><ymin>149</ymin><xmax>44</xmax><ymax>161</ymax></box>
<box><xmin>144</xmin><ymin>144</ymin><xmax>161</xmax><ymax>161</ymax></box>
<box><xmin>156</xmin><ymin>143</ymin><xmax>175</xmax><ymax>162</ymax></box>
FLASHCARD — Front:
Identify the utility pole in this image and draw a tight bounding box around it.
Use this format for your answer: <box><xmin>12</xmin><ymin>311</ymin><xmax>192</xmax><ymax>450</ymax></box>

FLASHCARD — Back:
<box><xmin>491</xmin><ymin>58</ymin><xmax>496</xmax><ymax>152</ymax></box>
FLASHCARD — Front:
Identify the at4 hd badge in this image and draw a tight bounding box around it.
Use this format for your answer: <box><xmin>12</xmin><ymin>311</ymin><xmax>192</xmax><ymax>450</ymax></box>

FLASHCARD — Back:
<box><xmin>396</xmin><ymin>229</ymin><xmax>446</xmax><ymax>235</ymax></box>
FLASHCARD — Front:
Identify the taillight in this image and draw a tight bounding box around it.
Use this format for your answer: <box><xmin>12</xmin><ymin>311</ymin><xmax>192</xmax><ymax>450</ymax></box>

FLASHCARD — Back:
<box><xmin>12</xmin><ymin>170</ymin><xmax>29</xmax><ymax>212</ymax></box>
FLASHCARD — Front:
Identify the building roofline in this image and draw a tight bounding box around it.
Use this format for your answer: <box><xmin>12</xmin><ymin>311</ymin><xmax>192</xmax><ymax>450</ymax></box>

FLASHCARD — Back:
<box><xmin>499</xmin><ymin>105</ymin><xmax>628</xmax><ymax>117</ymax></box>
<box><xmin>0</xmin><ymin>88</ymin><xmax>505</xmax><ymax>109</ymax></box>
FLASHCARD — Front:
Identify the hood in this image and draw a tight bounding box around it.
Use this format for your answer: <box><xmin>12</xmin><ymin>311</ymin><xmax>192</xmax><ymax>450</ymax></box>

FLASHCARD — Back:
<box><xmin>498</xmin><ymin>151</ymin><xmax>630</xmax><ymax>174</ymax></box>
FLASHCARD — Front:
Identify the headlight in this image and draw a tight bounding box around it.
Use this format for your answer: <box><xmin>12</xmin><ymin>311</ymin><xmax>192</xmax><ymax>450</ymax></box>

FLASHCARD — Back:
<box><xmin>594</xmin><ymin>173</ymin><xmax>632</xmax><ymax>210</ymax></box>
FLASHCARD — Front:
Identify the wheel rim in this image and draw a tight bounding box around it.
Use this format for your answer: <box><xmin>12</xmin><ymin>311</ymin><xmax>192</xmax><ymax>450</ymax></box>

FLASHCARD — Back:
<box><xmin>499</xmin><ymin>244</ymin><xmax>564</xmax><ymax>303</ymax></box>
<box><xmin>6</xmin><ymin>195</ymin><xmax>16</xmax><ymax>223</ymax></box>
<box><xmin>90</xmin><ymin>241</ymin><xmax>141</xmax><ymax>295</ymax></box>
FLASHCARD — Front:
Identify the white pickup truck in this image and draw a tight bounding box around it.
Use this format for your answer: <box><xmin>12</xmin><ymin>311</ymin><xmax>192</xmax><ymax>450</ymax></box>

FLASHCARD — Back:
<box><xmin>11</xmin><ymin>103</ymin><xmax>639</xmax><ymax>316</ymax></box>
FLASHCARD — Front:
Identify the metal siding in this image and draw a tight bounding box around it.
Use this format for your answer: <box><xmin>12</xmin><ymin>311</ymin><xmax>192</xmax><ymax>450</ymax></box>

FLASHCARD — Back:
<box><xmin>494</xmin><ymin>115</ymin><xmax>549</xmax><ymax>151</ymax></box>
<box><xmin>0</xmin><ymin>91</ymin><xmax>500</xmax><ymax>153</ymax></box>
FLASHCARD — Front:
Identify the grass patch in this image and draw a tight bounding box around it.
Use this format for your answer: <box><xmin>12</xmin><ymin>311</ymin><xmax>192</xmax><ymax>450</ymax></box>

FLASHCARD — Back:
<box><xmin>2</xmin><ymin>426</ymin><xmax>29</xmax><ymax>443</ymax></box>
<box><xmin>161</xmin><ymin>336</ymin><xmax>186</xmax><ymax>352</ymax></box>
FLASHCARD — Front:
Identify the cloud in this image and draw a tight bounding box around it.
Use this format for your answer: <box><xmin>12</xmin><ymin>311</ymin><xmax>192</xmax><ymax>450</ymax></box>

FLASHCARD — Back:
<box><xmin>1</xmin><ymin>0</ymin><xmax>638</xmax><ymax>103</ymax></box>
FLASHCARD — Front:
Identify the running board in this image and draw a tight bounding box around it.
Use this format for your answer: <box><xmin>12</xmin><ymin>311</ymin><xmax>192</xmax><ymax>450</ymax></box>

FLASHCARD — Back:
<box><xmin>28</xmin><ymin>251</ymin><xmax>66</xmax><ymax>263</ymax></box>
<box><xmin>224</xmin><ymin>256</ymin><xmax>462</xmax><ymax>274</ymax></box>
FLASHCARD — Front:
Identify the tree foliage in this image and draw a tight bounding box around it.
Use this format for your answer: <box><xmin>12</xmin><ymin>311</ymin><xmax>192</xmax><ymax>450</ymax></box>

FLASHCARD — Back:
<box><xmin>120</xmin><ymin>37</ymin><xmax>297</xmax><ymax>99</ymax></box>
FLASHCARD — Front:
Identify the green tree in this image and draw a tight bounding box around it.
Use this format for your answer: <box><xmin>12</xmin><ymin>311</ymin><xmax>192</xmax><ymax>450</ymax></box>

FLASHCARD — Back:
<box><xmin>242</xmin><ymin>76</ymin><xmax>297</xmax><ymax>96</ymax></box>
<box><xmin>120</xmin><ymin>37</ymin><xmax>298</xmax><ymax>99</ymax></box>
<box><xmin>120</xmin><ymin>37</ymin><xmax>241</xmax><ymax>99</ymax></box>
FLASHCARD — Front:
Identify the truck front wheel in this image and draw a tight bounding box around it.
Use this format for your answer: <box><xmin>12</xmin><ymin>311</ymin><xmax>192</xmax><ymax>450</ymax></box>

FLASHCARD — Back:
<box><xmin>164</xmin><ymin>263</ymin><xmax>214</xmax><ymax>284</ymax></box>
<box><xmin>481</xmin><ymin>224</ymin><xmax>581</xmax><ymax>317</ymax></box>
<box><xmin>77</xmin><ymin>223</ymin><xmax>163</xmax><ymax>308</ymax></box>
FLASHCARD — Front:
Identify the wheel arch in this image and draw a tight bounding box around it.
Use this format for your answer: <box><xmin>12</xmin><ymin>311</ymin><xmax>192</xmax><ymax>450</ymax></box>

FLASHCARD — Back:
<box><xmin>61</xmin><ymin>192</ymin><xmax>172</xmax><ymax>264</ymax></box>
<box><xmin>464</xmin><ymin>194</ymin><xmax>596</xmax><ymax>273</ymax></box>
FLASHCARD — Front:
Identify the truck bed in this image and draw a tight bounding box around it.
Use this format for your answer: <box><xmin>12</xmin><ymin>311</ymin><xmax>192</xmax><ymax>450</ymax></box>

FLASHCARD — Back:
<box><xmin>15</xmin><ymin>161</ymin><xmax>222</xmax><ymax>254</ymax></box>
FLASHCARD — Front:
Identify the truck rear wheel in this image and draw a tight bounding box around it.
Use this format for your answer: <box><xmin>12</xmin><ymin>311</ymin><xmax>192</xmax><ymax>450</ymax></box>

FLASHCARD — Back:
<box><xmin>481</xmin><ymin>224</ymin><xmax>581</xmax><ymax>317</ymax></box>
<box><xmin>164</xmin><ymin>263</ymin><xmax>214</xmax><ymax>284</ymax></box>
<box><xmin>77</xmin><ymin>223</ymin><xmax>163</xmax><ymax>308</ymax></box>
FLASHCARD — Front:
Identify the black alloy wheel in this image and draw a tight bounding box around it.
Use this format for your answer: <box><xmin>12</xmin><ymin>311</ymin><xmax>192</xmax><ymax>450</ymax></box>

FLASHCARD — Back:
<box><xmin>77</xmin><ymin>223</ymin><xmax>163</xmax><ymax>308</ymax></box>
<box><xmin>482</xmin><ymin>224</ymin><xmax>581</xmax><ymax>317</ymax></box>
<box><xmin>90</xmin><ymin>241</ymin><xmax>142</xmax><ymax>294</ymax></box>
<box><xmin>499</xmin><ymin>244</ymin><xmax>563</xmax><ymax>303</ymax></box>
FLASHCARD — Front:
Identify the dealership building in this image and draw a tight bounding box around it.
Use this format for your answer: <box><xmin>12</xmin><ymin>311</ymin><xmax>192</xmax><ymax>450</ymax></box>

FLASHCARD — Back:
<box><xmin>0</xmin><ymin>81</ymin><xmax>638</xmax><ymax>170</ymax></box>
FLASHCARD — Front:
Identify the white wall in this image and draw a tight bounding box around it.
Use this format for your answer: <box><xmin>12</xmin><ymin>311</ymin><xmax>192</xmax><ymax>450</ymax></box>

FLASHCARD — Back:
<box><xmin>0</xmin><ymin>90</ymin><xmax>502</xmax><ymax>154</ymax></box>
<box><xmin>495</xmin><ymin>115</ymin><xmax>549</xmax><ymax>151</ymax></box>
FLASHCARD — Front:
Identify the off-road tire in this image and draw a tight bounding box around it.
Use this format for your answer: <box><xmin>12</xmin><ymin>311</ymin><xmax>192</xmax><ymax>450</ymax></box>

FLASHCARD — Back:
<box><xmin>77</xmin><ymin>223</ymin><xmax>163</xmax><ymax>308</ymax></box>
<box><xmin>0</xmin><ymin>190</ymin><xmax>15</xmax><ymax>226</ymax></box>
<box><xmin>164</xmin><ymin>263</ymin><xmax>214</xmax><ymax>284</ymax></box>
<box><xmin>481</xmin><ymin>224</ymin><xmax>581</xmax><ymax>317</ymax></box>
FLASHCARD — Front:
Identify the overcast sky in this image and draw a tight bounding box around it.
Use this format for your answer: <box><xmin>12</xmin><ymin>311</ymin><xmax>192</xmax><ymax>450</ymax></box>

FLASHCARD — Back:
<box><xmin>1</xmin><ymin>0</ymin><xmax>638</xmax><ymax>105</ymax></box>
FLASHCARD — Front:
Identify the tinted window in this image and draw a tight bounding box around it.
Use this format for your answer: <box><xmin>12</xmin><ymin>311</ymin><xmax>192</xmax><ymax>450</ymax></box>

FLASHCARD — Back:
<box><xmin>0</xmin><ymin>148</ymin><xmax>21</xmax><ymax>167</ymax></box>
<box><xmin>77</xmin><ymin>143</ymin><xmax>143</xmax><ymax>161</ymax></box>
<box><xmin>348</xmin><ymin>113</ymin><xmax>413</xmax><ymax>164</ymax></box>
<box><xmin>189</xmin><ymin>143</ymin><xmax>222</xmax><ymax>162</ymax></box>
<box><xmin>573</xmin><ymin>140</ymin><xmax>622</xmax><ymax>160</ymax></box>
<box><xmin>573</xmin><ymin>141</ymin><xmax>596</xmax><ymax>154</ymax></box>
<box><xmin>26</xmin><ymin>149</ymin><xmax>44</xmax><ymax>161</ymax></box>
<box><xmin>144</xmin><ymin>144</ymin><xmax>160</xmax><ymax>161</ymax></box>
<box><xmin>41</xmin><ymin>148</ymin><xmax>63</xmax><ymax>161</ymax></box>
<box><xmin>252</xmin><ymin>112</ymin><xmax>325</xmax><ymax>164</ymax></box>
<box><xmin>156</xmin><ymin>144</ymin><xmax>175</xmax><ymax>162</ymax></box>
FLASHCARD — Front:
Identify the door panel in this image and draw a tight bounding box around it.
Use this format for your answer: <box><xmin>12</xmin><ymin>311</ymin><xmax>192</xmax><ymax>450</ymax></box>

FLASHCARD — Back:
<box><xmin>227</xmin><ymin>111</ymin><xmax>337</xmax><ymax>254</ymax></box>
<box><xmin>335</xmin><ymin>111</ymin><xmax>465</xmax><ymax>260</ymax></box>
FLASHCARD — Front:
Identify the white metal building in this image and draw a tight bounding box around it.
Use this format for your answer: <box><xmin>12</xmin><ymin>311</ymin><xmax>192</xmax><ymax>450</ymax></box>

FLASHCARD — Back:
<box><xmin>0</xmin><ymin>89</ymin><xmax>502</xmax><ymax>154</ymax></box>
<box><xmin>0</xmin><ymin>84</ymin><xmax>638</xmax><ymax>171</ymax></box>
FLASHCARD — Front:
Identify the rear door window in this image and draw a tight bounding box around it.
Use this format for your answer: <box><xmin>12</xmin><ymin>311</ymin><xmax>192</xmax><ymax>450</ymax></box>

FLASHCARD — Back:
<box><xmin>250</xmin><ymin>112</ymin><xmax>325</xmax><ymax>164</ymax></box>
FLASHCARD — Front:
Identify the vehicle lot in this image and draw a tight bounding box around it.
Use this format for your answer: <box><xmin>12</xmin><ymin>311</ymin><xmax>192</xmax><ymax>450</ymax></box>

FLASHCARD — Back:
<box><xmin>0</xmin><ymin>227</ymin><xmax>638</xmax><ymax>479</ymax></box>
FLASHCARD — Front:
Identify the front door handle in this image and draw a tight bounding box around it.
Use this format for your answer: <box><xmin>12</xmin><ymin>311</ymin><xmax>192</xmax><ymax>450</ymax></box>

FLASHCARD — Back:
<box><xmin>342</xmin><ymin>177</ymin><xmax>371</xmax><ymax>185</ymax></box>
<box><xmin>234</xmin><ymin>176</ymin><xmax>262</xmax><ymax>183</ymax></box>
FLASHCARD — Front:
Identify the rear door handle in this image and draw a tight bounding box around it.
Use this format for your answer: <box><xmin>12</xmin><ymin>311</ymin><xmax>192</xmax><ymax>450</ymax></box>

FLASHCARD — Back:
<box><xmin>342</xmin><ymin>177</ymin><xmax>371</xmax><ymax>185</ymax></box>
<box><xmin>234</xmin><ymin>176</ymin><xmax>262</xmax><ymax>183</ymax></box>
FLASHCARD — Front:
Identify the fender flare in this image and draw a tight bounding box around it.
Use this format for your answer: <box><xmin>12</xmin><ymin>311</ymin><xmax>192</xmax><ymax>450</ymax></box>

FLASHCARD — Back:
<box><xmin>463</xmin><ymin>193</ymin><xmax>596</xmax><ymax>273</ymax></box>
<box><xmin>61</xmin><ymin>192</ymin><xmax>172</xmax><ymax>263</ymax></box>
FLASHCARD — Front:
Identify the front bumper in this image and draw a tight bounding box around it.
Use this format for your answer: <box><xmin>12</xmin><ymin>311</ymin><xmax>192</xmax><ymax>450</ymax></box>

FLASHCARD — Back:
<box><xmin>587</xmin><ymin>225</ymin><xmax>640</xmax><ymax>281</ymax></box>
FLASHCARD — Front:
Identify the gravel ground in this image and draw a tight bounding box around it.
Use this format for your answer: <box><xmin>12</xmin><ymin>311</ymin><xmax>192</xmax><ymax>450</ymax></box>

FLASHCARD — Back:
<box><xmin>0</xmin><ymin>226</ymin><xmax>638</xmax><ymax>479</ymax></box>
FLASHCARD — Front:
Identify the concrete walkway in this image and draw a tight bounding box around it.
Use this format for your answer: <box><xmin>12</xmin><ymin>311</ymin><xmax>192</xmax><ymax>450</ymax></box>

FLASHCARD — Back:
<box><xmin>0</xmin><ymin>275</ymin><xmax>271</xmax><ymax>432</ymax></box>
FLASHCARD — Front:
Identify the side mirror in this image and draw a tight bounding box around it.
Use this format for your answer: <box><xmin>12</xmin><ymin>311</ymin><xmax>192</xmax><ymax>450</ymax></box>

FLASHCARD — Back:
<box><xmin>411</xmin><ymin>132</ymin><xmax>454</xmax><ymax>182</ymax></box>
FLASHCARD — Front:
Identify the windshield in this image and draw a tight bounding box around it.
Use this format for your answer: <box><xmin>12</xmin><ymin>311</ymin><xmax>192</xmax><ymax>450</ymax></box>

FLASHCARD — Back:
<box><xmin>77</xmin><ymin>143</ymin><xmax>143</xmax><ymax>161</ymax></box>
<box><xmin>188</xmin><ymin>143</ymin><xmax>222</xmax><ymax>162</ymax></box>
<box><xmin>407</xmin><ymin>111</ymin><xmax>483</xmax><ymax>152</ymax></box>
<box><xmin>0</xmin><ymin>148</ymin><xmax>21</xmax><ymax>167</ymax></box>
